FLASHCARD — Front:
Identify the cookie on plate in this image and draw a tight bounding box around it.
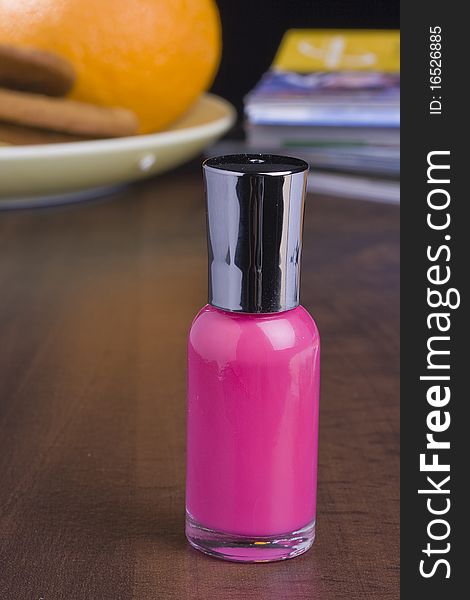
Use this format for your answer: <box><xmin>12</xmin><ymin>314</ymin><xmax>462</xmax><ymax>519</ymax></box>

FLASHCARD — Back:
<box><xmin>0</xmin><ymin>88</ymin><xmax>139</xmax><ymax>138</ymax></box>
<box><xmin>0</xmin><ymin>121</ymin><xmax>90</xmax><ymax>145</ymax></box>
<box><xmin>0</xmin><ymin>43</ymin><xmax>76</xmax><ymax>96</ymax></box>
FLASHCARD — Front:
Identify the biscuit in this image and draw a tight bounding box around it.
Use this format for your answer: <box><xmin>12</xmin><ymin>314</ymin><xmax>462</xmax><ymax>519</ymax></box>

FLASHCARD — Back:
<box><xmin>0</xmin><ymin>88</ymin><xmax>139</xmax><ymax>138</ymax></box>
<box><xmin>0</xmin><ymin>44</ymin><xmax>76</xmax><ymax>97</ymax></box>
<box><xmin>0</xmin><ymin>121</ymin><xmax>90</xmax><ymax>145</ymax></box>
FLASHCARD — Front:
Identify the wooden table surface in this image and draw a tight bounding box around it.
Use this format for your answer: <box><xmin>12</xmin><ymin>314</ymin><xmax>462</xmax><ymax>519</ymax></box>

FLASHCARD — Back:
<box><xmin>0</xmin><ymin>163</ymin><xmax>399</xmax><ymax>599</ymax></box>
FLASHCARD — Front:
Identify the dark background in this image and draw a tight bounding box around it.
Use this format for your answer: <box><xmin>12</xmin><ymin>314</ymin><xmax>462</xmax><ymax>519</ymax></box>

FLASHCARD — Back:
<box><xmin>211</xmin><ymin>0</ymin><xmax>400</xmax><ymax>112</ymax></box>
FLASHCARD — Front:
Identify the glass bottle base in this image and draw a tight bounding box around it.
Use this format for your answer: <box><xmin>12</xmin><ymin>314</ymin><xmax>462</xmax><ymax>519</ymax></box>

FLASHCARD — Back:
<box><xmin>185</xmin><ymin>512</ymin><xmax>316</xmax><ymax>563</ymax></box>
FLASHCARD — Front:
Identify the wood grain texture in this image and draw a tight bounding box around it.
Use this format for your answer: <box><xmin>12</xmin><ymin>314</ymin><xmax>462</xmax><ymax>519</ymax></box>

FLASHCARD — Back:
<box><xmin>0</xmin><ymin>164</ymin><xmax>399</xmax><ymax>599</ymax></box>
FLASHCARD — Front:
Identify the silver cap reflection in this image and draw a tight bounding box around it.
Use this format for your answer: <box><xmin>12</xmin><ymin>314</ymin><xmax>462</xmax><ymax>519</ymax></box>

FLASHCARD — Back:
<box><xmin>203</xmin><ymin>154</ymin><xmax>309</xmax><ymax>313</ymax></box>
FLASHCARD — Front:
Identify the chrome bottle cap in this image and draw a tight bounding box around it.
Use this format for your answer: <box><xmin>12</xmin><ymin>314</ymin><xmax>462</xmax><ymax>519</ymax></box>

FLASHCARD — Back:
<box><xmin>203</xmin><ymin>154</ymin><xmax>309</xmax><ymax>313</ymax></box>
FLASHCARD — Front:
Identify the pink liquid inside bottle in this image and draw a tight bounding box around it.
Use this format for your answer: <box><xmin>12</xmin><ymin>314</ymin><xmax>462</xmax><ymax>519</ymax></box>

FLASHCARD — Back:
<box><xmin>186</xmin><ymin>155</ymin><xmax>320</xmax><ymax>562</ymax></box>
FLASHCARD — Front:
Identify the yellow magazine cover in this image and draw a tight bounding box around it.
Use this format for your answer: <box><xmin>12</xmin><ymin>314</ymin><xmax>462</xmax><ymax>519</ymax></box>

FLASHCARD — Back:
<box><xmin>274</xmin><ymin>29</ymin><xmax>400</xmax><ymax>73</ymax></box>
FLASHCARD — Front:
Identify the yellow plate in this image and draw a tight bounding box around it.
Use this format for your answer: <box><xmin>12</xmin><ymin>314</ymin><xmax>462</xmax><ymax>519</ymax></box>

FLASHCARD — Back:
<box><xmin>0</xmin><ymin>94</ymin><xmax>236</xmax><ymax>205</ymax></box>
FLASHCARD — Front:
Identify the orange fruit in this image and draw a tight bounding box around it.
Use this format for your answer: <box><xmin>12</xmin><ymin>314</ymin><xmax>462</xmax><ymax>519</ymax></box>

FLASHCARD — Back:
<box><xmin>0</xmin><ymin>0</ymin><xmax>221</xmax><ymax>133</ymax></box>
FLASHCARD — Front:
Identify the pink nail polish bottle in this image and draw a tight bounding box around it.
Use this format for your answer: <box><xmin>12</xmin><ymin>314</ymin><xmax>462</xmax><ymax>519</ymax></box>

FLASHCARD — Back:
<box><xmin>186</xmin><ymin>154</ymin><xmax>320</xmax><ymax>562</ymax></box>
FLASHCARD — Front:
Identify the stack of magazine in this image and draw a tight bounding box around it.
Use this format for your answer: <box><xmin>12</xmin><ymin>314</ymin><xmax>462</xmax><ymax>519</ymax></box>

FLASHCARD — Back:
<box><xmin>243</xmin><ymin>30</ymin><xmax>400</xmax><ymax>203</ymax></box>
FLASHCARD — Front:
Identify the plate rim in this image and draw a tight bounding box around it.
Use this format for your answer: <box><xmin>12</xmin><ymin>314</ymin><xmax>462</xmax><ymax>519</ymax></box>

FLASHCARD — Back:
<box><xmin>0</xmin><ymin>93</ymin><xmax>236</xmax><ymax>160</ymax></box>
